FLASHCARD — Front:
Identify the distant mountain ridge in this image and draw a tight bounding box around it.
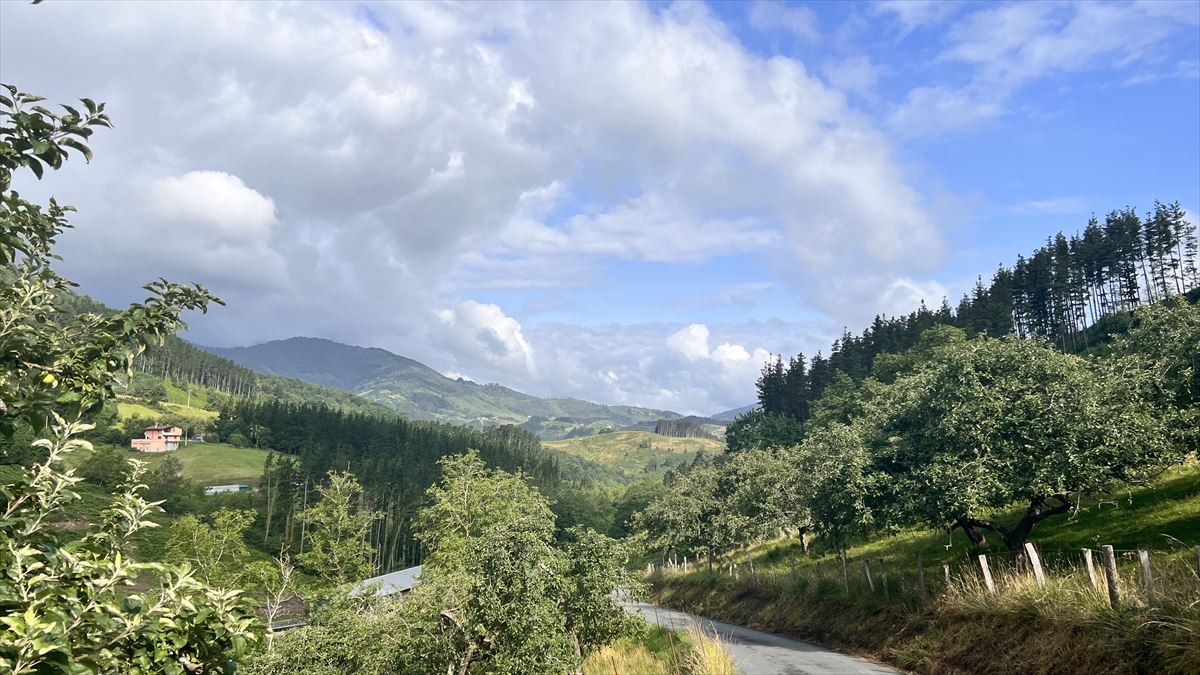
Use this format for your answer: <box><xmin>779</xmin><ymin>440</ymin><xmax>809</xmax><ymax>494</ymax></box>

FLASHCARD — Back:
<box><xmin>203</xmin><ymin>337</ymin><xmax>684</xmax><ymax>439</ymax></box>
<box><xmin>710</xmin><ymin>403</ymin><xmax>756</xmax><ymax>422</ymax></box>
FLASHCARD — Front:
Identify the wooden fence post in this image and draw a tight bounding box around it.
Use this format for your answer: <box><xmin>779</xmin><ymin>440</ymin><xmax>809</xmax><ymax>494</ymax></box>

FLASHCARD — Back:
<box><xmin>747</xmin><ymin>555</ymin><xmax>758</xmax><ymax>588</ymax></box>
<box><xmin>1101</xmin><ymin>545</ymin><xmax>1120</xmax><ymax>608</ymax></box>
<box><xmin>944</xmin><ymin>563</ymin><xmax>952</xmax><ymax>592</ymax></box>
<box><xmin>1138</xmin><ymin>550</ymin><xmax>1153</xmax><ymax>597</ymax></box>
<box><xmin>978</xmin><ymin>554</ymin><xmax>996</xmax><ymax>594</ymax></box>
<box><xmin>916</xmin><ymin>552</ymin><xmax>928</xmax><ymax>597</ymax></box>
<box><xmin>864</xmin><ymin>560</ymin><xmax>875</xmax><ymax>593</ymax></box>
<box><xmin>1194</xmin><ymin>546</ymin><xmax>1200</xmax><ymax>585</ymax></box>
<box><xmin>879</xmin><ymin>559</ymin><xmax>889</xmax><ymax>599</ymax></box>
<box><xmin>1083</xmin><ymin>549</ymin><xmax>1099</xmax><ymax>592</ymax></box>
<box><xmin>841</xmin><ymin>549</ymin><xmax>849</xmax><ymax>593</ymax></box>
<box><xmin>1024</xmin><ymin>542</ymin><xmax>1046</xmax><ymax>588</ymax></box>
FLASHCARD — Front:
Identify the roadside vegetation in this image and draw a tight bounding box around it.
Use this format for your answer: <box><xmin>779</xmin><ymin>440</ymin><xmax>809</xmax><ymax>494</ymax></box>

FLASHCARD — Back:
<box><xmin>635</xmin><ymin>290</ymin><xmax>1198</xmax><ymax>673</ymax></box>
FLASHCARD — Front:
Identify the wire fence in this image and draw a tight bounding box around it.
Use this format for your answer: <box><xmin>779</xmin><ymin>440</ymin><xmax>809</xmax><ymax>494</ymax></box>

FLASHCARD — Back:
<box><xmin>649</xmin><ymin>541</ymin><xmax>1200</xmax><ymax>610</ymax></box>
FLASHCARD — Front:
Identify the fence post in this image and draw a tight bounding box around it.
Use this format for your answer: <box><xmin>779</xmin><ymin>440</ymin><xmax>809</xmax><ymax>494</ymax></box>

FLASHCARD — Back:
<box><xmin>916</xmin><ymin>552</ymin><xmax>928</xmax><ymax>597</ymax></box>
<box><xmin>863</xmin><ymin>560</ymin><xmax>875</xmax><ymax>592</ymax></box>
<box><xmin>944</xmin><ymin>563</ymin><xmax>952</xmax><ymax>592</ymax></box>
<box><xmin>1138</xmin><ymin>550</ymin><xmax>1153</xmax><ymax>597</ymax></box>
<box><xmin>747</xmin><ymin>554</ymin><xmax>758</xmax><ymax>588</ymax></box>
<box><xmin>978</xmin><ymin>554</ymin><xmax>996</xmax><ymax>594</ymax></box>
<box><xmin>1024</xmin><ymin>542</ymin><xmax>1046</xmax><ymax>588</ymax></box>
<box><xmin>840</xmin><ymin>548</ymin><xmax>849</xmax><ymax>593</ymax></box>
<box><xmin>879</xmin><ymin>559</ymin><xmax>889</xmax><ymax>599</ymax></box>
<box><xmin>1082</xmin><ymin>549</ymin><xmax>1099</xmax><ymax>591</ymax></box>
<box><xmin>1101</xmin><ymin>545</ymin><xmax>1120</xmax><ymax>608</ymax></box>
<box><xmin>1194</xmin><ymin>546</ymin><xmax>1200</xmax><ymax>585</ymax></box>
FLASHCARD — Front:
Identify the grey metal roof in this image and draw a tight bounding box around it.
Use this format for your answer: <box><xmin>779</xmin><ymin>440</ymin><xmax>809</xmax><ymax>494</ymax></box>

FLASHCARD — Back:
<box><xmin>354</xmin><ymin>565</ymin><xmax>422</xmax><ymax>597</ymax></box>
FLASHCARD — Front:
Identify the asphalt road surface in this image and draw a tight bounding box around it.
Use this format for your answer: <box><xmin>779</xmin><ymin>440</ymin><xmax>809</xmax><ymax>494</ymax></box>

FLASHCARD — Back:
<box><xmin>629</xmin><ymin>601</ymin><xmax>901</xmax><ymax>675</ymax></box>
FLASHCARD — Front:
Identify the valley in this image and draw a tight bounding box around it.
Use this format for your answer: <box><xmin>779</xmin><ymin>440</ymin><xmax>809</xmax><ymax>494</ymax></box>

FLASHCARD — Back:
<box><xmin>3</xmin><ymin>6</ymin><xmax>1198</xmax><ymax>674</ymax></box>
<box><xmin>205</xmin><ymin>337</ymin><xmax>710</xmax><ymax>439</ymax></box>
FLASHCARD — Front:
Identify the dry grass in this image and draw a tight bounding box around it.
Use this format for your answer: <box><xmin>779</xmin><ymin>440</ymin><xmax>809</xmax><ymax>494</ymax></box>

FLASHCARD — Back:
<box><xmin>653</xmin><ymin>551</ymin><xmax>1200</xmax><ymax>675</ymax></box>
<box><xmin>583</xmin><ymin>640</ymin><xmax>673</xmax><ymax>675</ymax></box>
<box><xmin>683</xmin><ymin>624</ymin><xmax>736</xmax><ymax>675</ymax></box>
<box><xmin>583</xmin><ymin>623</ymin><xmax>737</xmax><ymax>675</ymax></box>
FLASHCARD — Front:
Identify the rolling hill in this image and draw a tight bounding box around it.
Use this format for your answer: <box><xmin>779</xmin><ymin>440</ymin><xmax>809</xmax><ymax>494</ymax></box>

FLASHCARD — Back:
<box><xmin>710</xmin><ymin>404</ymin><xmax>755</xmax><ymax>422</ymax></box>
<box><xmin>543</xmin><ymin>431</ymin><xmax>725</xmax><ymax>481</ymax></box>
<box><xmin>204</xmin><ymin>337</ymin><xmax>684</xmax><ymax>439</ymax></box>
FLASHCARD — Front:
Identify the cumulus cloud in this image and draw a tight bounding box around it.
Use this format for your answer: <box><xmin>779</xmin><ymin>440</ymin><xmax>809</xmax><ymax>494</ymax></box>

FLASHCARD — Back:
<box><xmin>0</xmin><ymin>1</ymin><xmax>949</xmax><ymax>411</ymax></box>
<box><xmin>437</xmin><ymin>300</ymin><xmax>536</xmax><ymax>378</ymax></box>
<box><xmin>517</xmin><ymin>321</ymin><xmax>794</xmax><ymax>416</ymax></box>
<box><xmin>143</xmin><ymin>171</ymin><xmax>276</xmax><ymax>244</ymax></box>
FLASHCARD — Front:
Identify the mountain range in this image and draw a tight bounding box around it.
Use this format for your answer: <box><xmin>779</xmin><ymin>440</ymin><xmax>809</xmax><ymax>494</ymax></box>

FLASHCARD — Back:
<box><xmin>203</xmin><ymin>337</ymin><xmax>701</xmax><ymax>439</ymax></box>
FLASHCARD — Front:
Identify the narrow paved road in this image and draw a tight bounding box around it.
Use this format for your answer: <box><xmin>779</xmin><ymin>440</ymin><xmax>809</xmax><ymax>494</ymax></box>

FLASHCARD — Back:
<box><xmin>629</xmin><ymin>602</ymin><xmax>900</xmax><ymax>675</ymax></box>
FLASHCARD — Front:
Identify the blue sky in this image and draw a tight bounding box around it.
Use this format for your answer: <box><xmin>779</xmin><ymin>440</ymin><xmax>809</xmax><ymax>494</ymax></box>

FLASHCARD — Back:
<box><xmin>2</xmin><ymin>1</ymin><xmax>1198</xmax><ymax>413</ymax></box>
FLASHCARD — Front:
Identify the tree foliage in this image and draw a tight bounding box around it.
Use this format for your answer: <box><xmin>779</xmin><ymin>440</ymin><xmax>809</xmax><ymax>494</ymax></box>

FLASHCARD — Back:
<box><xmin>255</xmin><ymin>453</ymin><xmax>639</xmax><ymax>674</ymax></box>
<box><xmin>166</xmin><ymin>508</ymin><xmax>259</xmax><ymax>589</ymax></box>
<box><xmin>865</xmin><ymin>335</ymin><xmax>1175</xmax><ymax>550</ymax></box>
<box><xmin>0</xmin><ymin>83</ymin><xmax>260</xmax><ymax>673</ymax></box>
<box><xmin>642</xmin><ymin>305</ymin><xmax>1196</xmax><ymax>559</ymax></box>
<box><xmin>299</xmin><ymin>471</ymin><xmax>378</xmax><ymax>587</ymax></box>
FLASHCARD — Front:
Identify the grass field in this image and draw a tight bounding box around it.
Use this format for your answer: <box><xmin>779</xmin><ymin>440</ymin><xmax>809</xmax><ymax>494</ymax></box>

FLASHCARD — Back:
<box><xmin>117</xmin><ymin>392</ymin><xmax>218</xmax><ymax>424</ymax></box>
<box><xmin>744</xmin><ymin>461</ymin><xmax>1200</xmax><ymax>573</ymax></box>
<box><xmin>654</xmin><ymin>462</ymin><xmax>1200</xmax><ymax>675</ymax></box>
<box><xmin>164</xmin><ymin>380</ymin><xmax>209</xmax><ymax>409</ymax></box>
<box><xmin>160</xmin><ymin>402</ymin><xmax>219</xmax><ymax>420</ymax></box>
<box><xmin>544</xmin><ymin>431</ymin><xmax>725</xmax><ymax>481</ymax></box>
<box><xmin>135</xmin><ymin>442</ymin><xmax>269</xmax><ymax>486</ymax></box>
<box><xmin>116</xmin><ymin>401</ymin><xmax>163</xmax><ymax>420</ymax></box>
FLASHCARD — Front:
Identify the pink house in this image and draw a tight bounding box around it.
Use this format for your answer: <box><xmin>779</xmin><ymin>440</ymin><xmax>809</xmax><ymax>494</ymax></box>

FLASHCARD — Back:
<box><xmin>131</xmin><ymin>425</ymin><xmax>183</xmax><ymax>453</ymax></box>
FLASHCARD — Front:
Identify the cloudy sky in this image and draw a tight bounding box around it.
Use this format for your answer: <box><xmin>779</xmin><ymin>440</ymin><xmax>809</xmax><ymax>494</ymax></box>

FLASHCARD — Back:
<box><xmin>2</xmin><ymin>1</ymin><xmax>1198</xmax><ymax>415</ymax></box>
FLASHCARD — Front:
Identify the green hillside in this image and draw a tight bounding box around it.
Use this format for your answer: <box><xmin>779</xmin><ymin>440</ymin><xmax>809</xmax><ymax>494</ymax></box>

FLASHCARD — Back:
<box><xmin>206</xmin><ymin>337</ymin><xmax>682</xmax><ymax>437</ymax></box>
<box><xmin>136</xmin><ymin>443</ymin><xmax>269</xmax><ymax>486</ymax></box>
<box><xmin>543</xmin><ymin>431</ymin><xmax>725</xmax><ymax>481</ymax></box>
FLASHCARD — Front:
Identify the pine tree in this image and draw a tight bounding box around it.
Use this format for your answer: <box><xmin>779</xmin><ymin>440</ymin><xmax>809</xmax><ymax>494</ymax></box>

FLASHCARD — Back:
<box><xmin>782</xmin><ymin>353</ymin><xmax>809</xmax><ymax>422</ymax></box>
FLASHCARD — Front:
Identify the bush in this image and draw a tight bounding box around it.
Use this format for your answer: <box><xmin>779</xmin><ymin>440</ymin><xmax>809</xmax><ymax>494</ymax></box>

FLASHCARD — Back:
<box><xmin>77</xmin><ymin>444</ymin><xmax>133</xmax><ymax>487</ymax></box>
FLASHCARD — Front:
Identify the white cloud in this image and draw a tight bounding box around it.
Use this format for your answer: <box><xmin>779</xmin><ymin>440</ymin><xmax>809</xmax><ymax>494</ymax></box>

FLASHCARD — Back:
<box><xmin>823</xmin><ymin>55</ymin><xmax>879</xmax><ymax>98</ymax></box>
<box><xmin>888</xmin><ymin>86</ymin><xmax>1005</xmax><ymax>138</ymax></box>
<box><xmin>1010</xmin><ymin>197</ymin><xmax>1086</xmax><ymax>215</ymax></box>
<box><xmin>890</xmin><ymin>1</ymin><xmax>1199</xmax><ymax>136</ymax></box>
<box><xmin>0</xmin><ymin>1</ymin><xmax>950</xmax><ymax>411</ymax></box>
<box><xmin>438</xmin><ymin>300</ymin><xmax>536</xmax><ymax>377</ymax></box>
<box><xmin>674</xmin><ymin>281</ymin><xmax>776</xmax><ymax>309</ymax></box>
<box><xmin>667</xmin><ymin>324</ymin><xmax>712</xmax><ymax>361</ymax></box>
<box><xmin>872</xmin><ymin>0</ymin><xmax>960</xmax><ymax>35</ymax></box>
<box><xmin>143</xmin><ymin>171</ymin><xmax>276</xmax><ymax>244</ymax></box>
<box><xmin>748</xmin><ymin>1</ymin><xmax>820</xmax><ymax>42</ymax></box>
<box><xmin>510</xmin><ymin>321</ymin><xmax>795</xmax><ymax>415</ymax></box>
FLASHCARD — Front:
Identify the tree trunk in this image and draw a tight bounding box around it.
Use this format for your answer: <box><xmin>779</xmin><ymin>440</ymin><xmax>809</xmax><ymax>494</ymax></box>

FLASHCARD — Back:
<box><xmin>954</xmin><ymin>517</ymin><xmax>988</xmax><ymax>546</ymax></box>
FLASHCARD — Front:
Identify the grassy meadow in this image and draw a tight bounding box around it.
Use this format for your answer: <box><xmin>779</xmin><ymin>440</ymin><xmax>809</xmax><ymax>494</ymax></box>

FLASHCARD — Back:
<box><xmin>137</xmin><ymin>442</ymin><xmax>269</xmax><ymax>486</ymax></box>
<box><xmin>544</xmin><ymin>431</ymin><xmax>725</xmax><ymax>481</ymax></box>
<box><xmin>651</xmin><ymin>461</ymin><xmax>1200</xmax><ymax>675</ymax></box>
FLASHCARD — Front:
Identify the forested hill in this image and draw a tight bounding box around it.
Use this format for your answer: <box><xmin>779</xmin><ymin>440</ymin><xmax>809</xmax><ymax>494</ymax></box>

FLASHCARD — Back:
<box><xmin>60</xmin><ymin>293</ymin><xmax>393</xmax><ymax>417</ymax></box>
<box><xmin>203</xmin><ymin>336</ymin><xmax>682</xmax><ymax>438</ymax></box>
<box><xmin>750</xmin><ymin>200</ymin><xmax>1199</xmax><ymax>430</ymax></box>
